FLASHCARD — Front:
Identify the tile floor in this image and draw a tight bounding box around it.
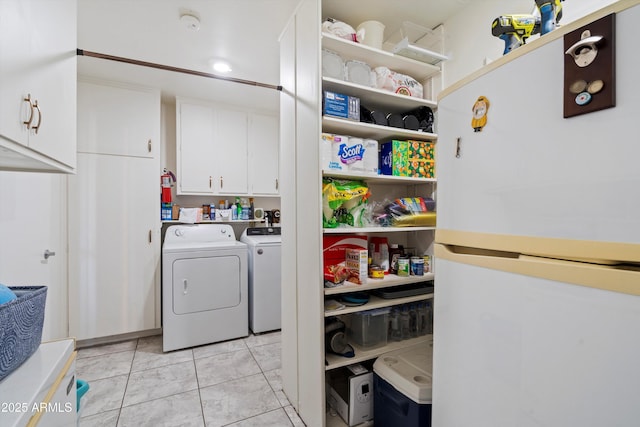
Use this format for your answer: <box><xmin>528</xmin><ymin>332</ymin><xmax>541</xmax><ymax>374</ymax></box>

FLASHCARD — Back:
<box><xmin>76</xmin><ymin>331</ymin><xmax>306</xmax><ymax>427</ymax></box>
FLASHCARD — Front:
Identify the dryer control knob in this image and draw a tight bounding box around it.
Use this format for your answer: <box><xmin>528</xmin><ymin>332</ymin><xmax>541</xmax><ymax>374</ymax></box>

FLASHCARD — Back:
<box><xmin>174</xmin><ymin>228</ymin><xmax>184</xmax><ymax>237</ymax></box>
<box><xmin>258</xmin><ymin>249</ymin><xmax>263</xmax><ymax>255</ymax></box>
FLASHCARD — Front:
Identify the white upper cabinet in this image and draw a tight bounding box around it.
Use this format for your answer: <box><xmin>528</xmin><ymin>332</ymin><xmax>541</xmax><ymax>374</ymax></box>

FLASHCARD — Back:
<box><xmin>177</xmin><ymin>98</ymin><xmax>277</xmax><ymax>197</ymax></box>
<box><xmin>216</xmin><ymin>108</ymin><xmax>249</xmax><ymax>195</ymax></box>
<box><xmin>248</xmin><ymin>113</ymin><xmax>279</xmax><ymax>195</ymax></box>
<box><xmin>77</xmin><ymin>79</ymin><xmax>160</xmax><ymax>158</ymax></box>
<box><xmin>0</xmin><ymin>0</ymin><xmax>77</xmax><ymax>173</ymax></box>
<box><xmin>177</xmin><ymin>101</ymin><xmax>218</xmax><ymax>195</ymax></box>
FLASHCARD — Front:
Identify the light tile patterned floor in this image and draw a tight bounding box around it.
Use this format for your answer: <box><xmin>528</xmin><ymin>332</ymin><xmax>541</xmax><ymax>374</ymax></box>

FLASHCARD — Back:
<box><xmin>76</xmin><ymin>331</ymin><xmax>305</xmax><ymax>427</ymax></box>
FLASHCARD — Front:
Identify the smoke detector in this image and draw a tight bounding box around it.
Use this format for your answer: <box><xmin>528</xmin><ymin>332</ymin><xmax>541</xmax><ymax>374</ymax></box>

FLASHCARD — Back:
<box><xmin>180</xmin><ymin>13</ymin><xmax>200</xmax><ymax>31</ymax></box>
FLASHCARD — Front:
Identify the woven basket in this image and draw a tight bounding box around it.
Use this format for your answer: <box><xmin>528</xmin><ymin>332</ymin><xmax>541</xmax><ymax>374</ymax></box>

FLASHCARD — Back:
<box><xmin>0</xmin><ymin>286</ymin><xmax>47</xmax><ymax>381</ymax></box>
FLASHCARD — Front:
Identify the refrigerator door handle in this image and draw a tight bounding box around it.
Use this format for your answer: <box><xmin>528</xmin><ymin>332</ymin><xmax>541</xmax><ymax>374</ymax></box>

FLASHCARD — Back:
<box><xmin>435</xmin><ymin>243</ymin><xmax>640</xmax><ymax>296</ymax></box>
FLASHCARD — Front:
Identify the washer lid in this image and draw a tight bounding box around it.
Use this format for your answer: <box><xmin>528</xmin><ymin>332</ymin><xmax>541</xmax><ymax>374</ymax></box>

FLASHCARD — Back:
<box><xmin>241</xmin><ymin>227</ymin><xmax>282</xmax><ymax>245</ymax></box>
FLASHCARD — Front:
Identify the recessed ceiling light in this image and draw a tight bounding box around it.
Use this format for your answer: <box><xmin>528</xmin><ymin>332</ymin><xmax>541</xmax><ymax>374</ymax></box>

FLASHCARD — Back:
<box><xmin>212</xmin><ymin>61</ymin><xmax>232</xmax><ymax>73</ymax></box>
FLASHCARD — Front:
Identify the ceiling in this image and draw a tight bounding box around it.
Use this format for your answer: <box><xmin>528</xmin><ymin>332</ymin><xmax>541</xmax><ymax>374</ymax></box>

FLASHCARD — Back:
<box><xmin>77</xmin><ymin>0</ymin><xmax>469</xmax><ymax>111</ymax></box>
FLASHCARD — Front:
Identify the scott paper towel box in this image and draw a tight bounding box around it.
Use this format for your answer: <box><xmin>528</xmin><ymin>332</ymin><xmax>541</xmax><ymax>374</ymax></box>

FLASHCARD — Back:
<box><xmin>347</xmin><ymin>138</ymin><xmax>378</xmax><ymax>175</ymax></box>
<box><xmin>335</xmin><ymin>137</ymin><xmax>379</xmax><ymax>175</ymax></box>
<box><xmin>321</xmin><ymin>133</ymin><xmax>349</xmax><ymax>172</ymax></box>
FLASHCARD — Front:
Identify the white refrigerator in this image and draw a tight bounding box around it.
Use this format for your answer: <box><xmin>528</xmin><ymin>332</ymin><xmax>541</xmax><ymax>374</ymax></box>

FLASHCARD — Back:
<box><xmin>433</xmin><ymin>2</ymin><xmax>640</xmax><ymax>426</ymax></box>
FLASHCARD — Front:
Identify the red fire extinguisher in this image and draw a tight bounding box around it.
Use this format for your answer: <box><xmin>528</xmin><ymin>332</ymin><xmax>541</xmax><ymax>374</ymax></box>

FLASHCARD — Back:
<box><xmin>161</xmin><ymin>169</ymin><xmax>176</xmax><ymax>203</ymax></box>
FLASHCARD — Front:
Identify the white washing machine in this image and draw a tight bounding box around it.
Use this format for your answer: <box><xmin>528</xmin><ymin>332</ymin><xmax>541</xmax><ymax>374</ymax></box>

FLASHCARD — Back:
<box><xmin>240</xmin><ymin>227</ymin><xmax>281</xmax><ymax>334</ymax></box>
<box><xmin>162</xmin><ymin>224</ymin><xmax>248</xmax><ymax>352</ymax></box>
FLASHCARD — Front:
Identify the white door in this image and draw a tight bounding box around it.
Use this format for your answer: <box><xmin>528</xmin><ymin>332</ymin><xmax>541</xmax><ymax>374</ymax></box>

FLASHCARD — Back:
<box><xmin>433</xmin><ymin>255</ymin><xmax>640</xmax><ymax>427</ymax></box>
<box><xmin>437</xmin><ymin>5</ymin><xmax>640</xmax><ymax>245</ymax></box>
<box><xmin>177</xmin><ymin>102</ymin><xmax>216</xmax><ymax>195</ymax></box>
<box><xmin>68</xmin><ymin>153</ymin><xmax>159</xmax><ymax>340</ymax></box>
<box><xmin>77</xmin><ymin>80</ymin><xmax>159</xmax><ymax>158</ymax></box>
<box><xmin>215</xmin><ymin>109</ymin><xmax>248</xmax><ymax>195</ymax></box>
<box><xmin>249</xmin><ymin>113</ymin><xmax>279</xmax><ymax>195</ymax></box>
<box><xmin>0</xmin><ymin>171</ymin><xmax>68</xmax><ymax>341</ymax></box>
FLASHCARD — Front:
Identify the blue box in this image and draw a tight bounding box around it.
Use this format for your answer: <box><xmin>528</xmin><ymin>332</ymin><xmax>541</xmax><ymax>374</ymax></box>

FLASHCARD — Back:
<box><xmin>323</xmin><ymin>91</ymin><xmax>360</xmax><ymax>121</ymax></box>
<box><xmin>372</xmin><ymin>341</ymin><xmax>433</xmax><ymax>427</ymax></box>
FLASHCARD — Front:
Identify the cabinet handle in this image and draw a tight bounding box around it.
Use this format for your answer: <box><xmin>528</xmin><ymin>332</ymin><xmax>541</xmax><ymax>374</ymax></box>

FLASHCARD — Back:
<box><xmin>209</xmin><ymin>176</ymin><xmax>212</xmax><ymax>188</ymax></box>
<box><xmin>23</xmin><ymin>94</ymin><xmax>34</xmax><ymax>129</ymax></box>
<box><xmin>455</xmin><ymin>137</ymin><xmax>462</xmax><ymax>158</ymax></box>
<box><xmin>220</xmin><ymin>176</ymin><xmax>223</xmax><ymax>188</ymax></box>
<box><xmin>148</xmin><ymin>230</ymin><xmax>152</xmax><ymax>243</ymax></box>
<box><xmin>275</xmin><ymin>178</ymin><xmax>279</xmax><ymax>190</ymax></box>
<box><xmin>32</xmin><ymin>100</ymin><xmax>42</xmax><ymax>134</ymax></box>
<box><xmin>183</xmin><ymin>279</ymin><xmax>188</xmax><ymax>295</ymax></box>
<box><xmin>148</xmin><ymin>139</ymin><xmax>152</xmax><ymax>153</ymax></box>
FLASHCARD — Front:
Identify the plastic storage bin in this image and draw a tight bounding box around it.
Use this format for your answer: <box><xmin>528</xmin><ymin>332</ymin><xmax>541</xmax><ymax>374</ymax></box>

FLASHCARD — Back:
<box><xmin>373</xmin><ymin>340</ymin><xmax>433</xmax><ymax>427</ymax></box>
<box><xmin>0</xmin><ymin>286</ymin><xmax>47</xmax><ymax>381</ymax></box>
<box><xmin>347</xmin><ymin>308</ymin><xmax>389</xmax><ymax>349</ymax></box>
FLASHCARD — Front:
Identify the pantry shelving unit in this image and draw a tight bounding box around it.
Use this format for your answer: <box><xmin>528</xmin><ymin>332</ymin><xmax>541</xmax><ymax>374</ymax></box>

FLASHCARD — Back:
<box><xmin>279</xmin><ymin>3</ymin><xmax>445</xmax><ymax>425</ymax></box>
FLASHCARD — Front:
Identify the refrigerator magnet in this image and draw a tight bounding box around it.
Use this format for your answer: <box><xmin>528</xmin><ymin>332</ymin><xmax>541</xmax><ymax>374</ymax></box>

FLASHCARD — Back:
<box><xmin>471</xmin><ymin>96</ymin><xmax>490</xmax><ymax>132</ymax></box>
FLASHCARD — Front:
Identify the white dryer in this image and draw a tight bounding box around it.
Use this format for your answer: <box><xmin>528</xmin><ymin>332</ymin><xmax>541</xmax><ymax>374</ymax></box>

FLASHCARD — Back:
<box><xmin>240</xmin><ymin>227</ymin><xmax>281</xmax><ymax>334</ymax></box>
<box><xmin>162</xmin><ymin>224</ymin><xmax>248</xmax><ymax>352</ymax></box>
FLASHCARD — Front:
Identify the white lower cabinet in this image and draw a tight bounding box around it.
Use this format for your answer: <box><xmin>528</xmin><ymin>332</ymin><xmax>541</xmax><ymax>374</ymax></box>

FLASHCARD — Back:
<box><xmin>68</xmin><ymin>81</ymin><xmax>160</xmax><ymax>341</ymax></box>
<box><xmin>0</xmin><ymin>339</ymin><xmax>76</xmax><ymax>427</ymax></box>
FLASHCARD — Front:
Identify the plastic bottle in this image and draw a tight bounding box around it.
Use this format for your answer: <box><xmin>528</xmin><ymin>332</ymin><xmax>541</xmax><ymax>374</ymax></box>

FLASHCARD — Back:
<box><xmin>235</xmin><ymin>197</ymin><xmax>242</xmax><ymax>219</ymax></box>
<box><xmin>409</xmin><ymin>304</ymin><xmax>418</xmax><ymax>338</ymax></box>
<box><xmin>417</xmin><ymin>303</ymin><xmax>427</xmax><ymax>336</ymax></box>
<box><xmin>425</xmin><ymin>301</ymin><xmax>433</xmax><ymax>334</ymax></box>
<box><xmin>249</xmin><ymin>197</ymin><xmax>255</xmax><ymax>220</ymax></box>
<box><xmin>231</xmin><ymin>203</ymin><xmax>238</xmax><ymax>220</ymax></box>
<box><xmin>389</xmin><ymin>308</ymin><xmax>401</xmax><ymax>341</ymax></box>
<box><xmin>400</xmin><ymin>305</ymin><xmax>411</xmax><ymax>340</ymax></box>
<box><xmin>389</xmin><ymin>244</ymin><xmax>404</xmax><ymax>275</ymax></box>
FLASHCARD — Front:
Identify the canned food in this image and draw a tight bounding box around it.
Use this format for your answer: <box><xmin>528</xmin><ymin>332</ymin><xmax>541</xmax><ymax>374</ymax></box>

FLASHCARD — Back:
<box><xmin>410</xmin><ymin>256</ymin><xmax>424</xmax><ymax>276</ymax></box>
<box><xmin>423</xmin><ymin>255</ymin><xmax>431</xmax><ymax>273</ymax></box>
<box><xmin>369</xmin><ymin>265</ymin><xmax>384</xmax><ymax>279</ymax></box>
<box><xmin>397</xmin><ymin>258</ymin><xmax>410</xmax><ymax>277</ymax></box>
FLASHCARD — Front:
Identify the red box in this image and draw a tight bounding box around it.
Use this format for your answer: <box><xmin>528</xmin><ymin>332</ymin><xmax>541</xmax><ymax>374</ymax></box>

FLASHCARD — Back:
<box><xmin>323</xmin><ymin>235</ymin><xmax>368</xmax><ymax>268</ymax></box>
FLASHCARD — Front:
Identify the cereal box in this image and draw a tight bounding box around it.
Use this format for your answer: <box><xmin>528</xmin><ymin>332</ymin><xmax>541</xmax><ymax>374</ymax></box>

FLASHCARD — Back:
<box><xmin>345</xmin><ymin>248</ymin><xmax>368</xmax><ymax>285</ymax></box>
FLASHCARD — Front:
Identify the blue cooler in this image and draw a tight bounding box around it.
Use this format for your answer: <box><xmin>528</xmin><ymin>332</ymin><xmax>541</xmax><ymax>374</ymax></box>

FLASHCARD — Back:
<box><xmin>373</xmin><ymin>340</ymin><xmax>433</xmax><ymax>427</ymax></box>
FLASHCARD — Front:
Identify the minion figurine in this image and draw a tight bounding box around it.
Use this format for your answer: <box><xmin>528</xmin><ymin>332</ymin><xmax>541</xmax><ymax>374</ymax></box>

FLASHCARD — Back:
<box><xmin>471</xmin><ymin>96</ymin><xmax>490</xmax><ymax>132</ymax></box>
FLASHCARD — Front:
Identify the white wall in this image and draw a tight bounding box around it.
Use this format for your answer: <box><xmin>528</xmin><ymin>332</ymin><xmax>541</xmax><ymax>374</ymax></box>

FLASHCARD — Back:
<box><xmin>442</xmin><ymin>0</ymin><xmax>619</xmax><ymax>88</ymax></box>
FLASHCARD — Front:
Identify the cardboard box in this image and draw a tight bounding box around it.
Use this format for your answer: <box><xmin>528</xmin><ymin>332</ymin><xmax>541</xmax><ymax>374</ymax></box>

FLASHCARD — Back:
<box><xmin>323</xmin><ymin>91</ymin><xmax>360</xmax><ymax>121</ymax></box>
<box><xmin>408</xmin><ymin>140</ymin><xmax>435</xmax><ymax>161</ymax></box>
<box><xmin>407</xmin><ymin>159</ymin><xmax>436</xmax><ymax>178</ymax></box>
<box><xmin>323</xmin><ymin>235</ymin><xmax>368</xmax><ymax>268</ymax></box>
<box><xmin>380</xmin><ymin>140</ymin><xmax>409</xmax><ymax>176</ymax></box>
<box><xmin>321</xmin><ymin>133</ymin><xmax>349</xmax><ymax>172</ymax></box>
<box><xmin>345</xmin><ymin>248</ymin><xmax>368</xmax><ymax>285</ymax></box>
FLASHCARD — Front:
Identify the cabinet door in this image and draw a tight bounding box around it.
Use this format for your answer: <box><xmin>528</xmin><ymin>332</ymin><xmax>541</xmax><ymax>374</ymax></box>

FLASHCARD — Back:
<box><xmin>0</xmin><ymin>0</ymin><xmax>77</xmax><ymax>170</ymax></box>
<box><xmin>249</xmin><ymin>113</ymin><xmax>279</xmax><ymax>195</ymax></box>
<box><xmin>215</xmin><ymin>108</ymin><xmax>248</xmax><ymax>195</ymax></box>
<box><xmin>77</xmin><ymin>80</ymin><xmax>159</xmax><ymax>158</ymax></box>
<box><xmin>0</xmin><ymin>0</ymin><xmax>33</xmax><ymax>146</ymax></box>
<box><xmin>177</xmin><ymin>102</ymin><xmax>216</xmax><ymax>195</ymax></box>
<box><xmin>25</xmin><ymin>0</ymin><xmax>76</xmax><ymax>168</ymax></box>
<box><xmin>69</xmin><ymin>153</ymin><xmax>159</xmax><ymax>340</ymax></box>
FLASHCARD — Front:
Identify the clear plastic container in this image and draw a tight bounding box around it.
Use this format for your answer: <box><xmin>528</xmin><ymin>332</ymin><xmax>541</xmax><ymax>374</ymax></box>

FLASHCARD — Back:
<box><xmin>347</xmin><ymin>308</ymin><xmax>390</xmax><ymax>348</ymax></box>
